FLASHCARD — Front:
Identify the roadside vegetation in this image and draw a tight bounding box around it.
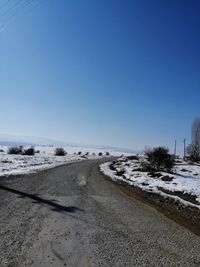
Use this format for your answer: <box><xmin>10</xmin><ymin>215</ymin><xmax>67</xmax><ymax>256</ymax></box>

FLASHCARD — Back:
<box><xmin>8</xmin><ymin>146</ymin><xmax>23</xmax><ymax>155</ymax></box>
<box><xmin>3</xmin><ymin>145</ymin><xmax>109</xmax><ymax>158</ymax></box>
<box><xmin>141</xmin><ymin>147</ymin><xmax>175</xmax><ymax>172</ymax></box>
<box><xmin>8</xmin><ymin>146</ymin><xmax>35</xmax><ymax>156</ymax></box>
<box><xmin>54</xmin><ymin>147</ymin><xmax>67</xmax><ymax>156</ymax></box>
<box><xmin>0</xmin><ymin>145</ymin><xmax>110</xmax><ymax>177</ymax></box>
<box><xmin>23</xmin><ymin>147</ymin><xmax>35</xmax><ymax>156</ymax></box>
<box><xmin>101</xmin><ymin>117</ymin><xmax>200</xmax><ymax>209</ymax></box>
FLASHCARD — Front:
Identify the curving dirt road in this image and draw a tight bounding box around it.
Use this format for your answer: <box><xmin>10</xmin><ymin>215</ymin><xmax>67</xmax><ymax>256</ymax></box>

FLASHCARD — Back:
<box><xmin>0</xmin><ymin>159</ymin><xmax>200</xmax><ymax>266</ymax></box>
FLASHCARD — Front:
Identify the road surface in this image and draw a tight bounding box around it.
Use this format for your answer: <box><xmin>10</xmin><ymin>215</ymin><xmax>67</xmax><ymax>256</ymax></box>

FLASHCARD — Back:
<box><xmin>0</xmin><ymin>159</ymin><xmax>200</xmax><ymax>267</ymax></box>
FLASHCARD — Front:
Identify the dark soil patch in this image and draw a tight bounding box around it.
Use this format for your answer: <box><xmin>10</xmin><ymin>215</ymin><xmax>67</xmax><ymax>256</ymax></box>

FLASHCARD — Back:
<box><xmin>116</xmin><ymin>170</ymin><xmax>125</xmax><ymax>176</ymax></box>
<box><xmin>181</xmin><ymin>168</ymin><xmax>192</xmax><ymax>173</ymax></box>
<box><xmin>161</xmin><ymin>175</ymin><xmax>174</xmax><ymax>182</ymax></box>
<box><xmin>188</xmin><ymin>162</ymin><xmax>200</xmax><ymax>166</ymax></box>
<box><xmin>126</xmin><ymin>155</ymin><xmax>139</xmax><ymax>160</ymax></box>
<box><xmin>147</xmin><ymin>172</ymin><xmax>162</xmax><ymax>178</ymax></box>
<box><xmin>141</xmin><ymin>182</ymin><xmax>149</xmax><ymax>186</ymax></box>
<box><xmin>1</xmin><ymin>160</ymin><xmax>12</xmax><ymax>164</ymax></box>
<box><xmin>181</xmin><ymin>168</ymin><xmax>188</xmax><ymax>172</ymax></box>
<box><xmin>133</xmin><ymin>168</ymin><xmax>146</xmax><ymax>172</ymax></box>
<box><xmin>158</xmin><ymin>187</ymin><xmax>199</xmax><ymax>205</ymax></box>
<box><xmin>109</xmin><ymin>163</ymin><xmax>116</xmax><ymax>171</ymax></box>
<box><xmin>115</xmin><ymin>162</ymin><xmax>122</xmax><ymax>166</ymax></box>
<box><xmin>125</xmin><ymin>163</ymin><xmax>130</xmax><ymax>167</ymax></box>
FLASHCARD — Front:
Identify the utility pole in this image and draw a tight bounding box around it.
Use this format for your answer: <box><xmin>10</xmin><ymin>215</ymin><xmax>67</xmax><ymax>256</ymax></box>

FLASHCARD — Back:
<box><xmin>174</xmin><ymin>140</ymin><xmax>177</xmax><ymax>159</ymax></box>
<box><xmin>183</xmin><ymin>138</ymin><xmax>186</xmax><ymax>161</ymax></box>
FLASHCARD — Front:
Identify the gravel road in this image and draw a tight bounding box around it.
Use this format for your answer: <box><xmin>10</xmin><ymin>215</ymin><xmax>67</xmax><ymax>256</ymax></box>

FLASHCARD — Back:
<box><xmin>1</xmin><ymin>159</ymin><xmax>200</xmax><ymax>267</ymax></box>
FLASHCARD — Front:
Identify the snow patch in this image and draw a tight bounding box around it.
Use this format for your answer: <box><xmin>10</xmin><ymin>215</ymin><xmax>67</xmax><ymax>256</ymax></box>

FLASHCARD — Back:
<box><xmin>100</xmin><ymin>158</ymin><xmax>200</xmax><ymax>209</ymax></box>
<box><xmin>0</xmin><ymin>145</ymin><xmax>119</xmax><ymax>178</ymax></box>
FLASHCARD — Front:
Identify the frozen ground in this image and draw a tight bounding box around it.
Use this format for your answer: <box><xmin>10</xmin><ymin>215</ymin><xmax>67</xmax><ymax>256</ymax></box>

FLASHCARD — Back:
<box><xmin>101</xmin><ymin>157</ymin><xmax>200</xmax><ymax>209</ymax></box>
<box><xmin>0</xmin><ymin>145</ymin><xmax>122</xmax><ymax>177</ymax></box>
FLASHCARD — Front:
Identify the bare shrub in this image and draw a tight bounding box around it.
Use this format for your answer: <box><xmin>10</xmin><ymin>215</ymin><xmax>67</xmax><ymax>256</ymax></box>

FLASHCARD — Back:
<box><xmin>142</xmin><ymin>147</ymin><xmax>175</xmax><ymax>172</ymax></box>
<box><xmin>23</xmin><ymin>147</ymin><xmax>35</xmax><ymax>156</ymax></box>
<box><xmin>8</xmin><ymin>146</ymin><xmax>23</xmax><ymax>155</ymax></box>
<box><xmin>55</xmin><ymin>147</ymin><xmax>67</xmax><ymax>156</ymax></box>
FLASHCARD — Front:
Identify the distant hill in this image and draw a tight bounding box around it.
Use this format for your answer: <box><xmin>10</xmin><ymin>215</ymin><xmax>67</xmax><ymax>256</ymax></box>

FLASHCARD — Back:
<box><xmin>0</xmin><ymin>134</ymin><xmax>66</xmax><ymax>146</ymax></box>
<box><xmin>0</xmin><ymin>134</ymin><xmax>139</xmax><ymax>154</ymax></box>
<box><xmin>0</xmin><ymin>140</ymin><xmax>30</xmax><ymax>146</ymax></box>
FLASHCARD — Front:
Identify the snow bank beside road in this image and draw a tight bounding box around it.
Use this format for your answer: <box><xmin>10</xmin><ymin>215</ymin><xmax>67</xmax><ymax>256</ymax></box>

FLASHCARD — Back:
<box><xmin>101</xmin><ymin>157</ymin><xmax>200</xmax><ymax>209</ymax></box>
<box><xmin>0</xmin><ymin>145</ymin><xmax>118</xmax><ymax>177</ymax></box>
<box><xmin>0</xmin><ymin>153</ymin><xmax>82</xmax><ymax>177</ymax></box>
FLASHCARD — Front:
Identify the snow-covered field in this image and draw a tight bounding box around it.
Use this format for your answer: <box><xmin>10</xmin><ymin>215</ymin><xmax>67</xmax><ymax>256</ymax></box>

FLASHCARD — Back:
<box><xmin>0</xmin><ymin>145</ymin><xmax>121</xmax><ymax>177</ymax></box>
<box><xmin>101</xmin><ymin>157</ymin><xmax>200</xmax><ymax>209</ymax></box>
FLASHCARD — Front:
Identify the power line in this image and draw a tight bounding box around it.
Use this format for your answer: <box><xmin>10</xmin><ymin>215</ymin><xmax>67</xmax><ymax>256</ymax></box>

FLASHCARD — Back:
<box><xmin>0</xmin><ymin>0</ymin><xmax>11</xmax><ymax>11</ymax></box>
<box><xmin>0</xmin><ymin>0</ymin><xmax>26</xmax><ymax>17</ymax></box>
<box><xmin>0</xmin><ymin>0</ymin><xmax>44</xmax><ymax>30</ymax></box>
<box><xmin>0</xmin><ymin>0</ymin><xmax>32</xmax><ymax>22</ymax></box>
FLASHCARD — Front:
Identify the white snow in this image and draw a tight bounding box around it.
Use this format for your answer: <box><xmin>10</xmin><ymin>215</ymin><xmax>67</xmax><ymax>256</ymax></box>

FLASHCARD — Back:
<box><xmin>0</xmin><ymin>145</ymin><xmax>120</xmax><ymax>177</ymax></box>
<box><xmin>100</xmin><ymin>157</ymin><xmax>200</xmax><ymax>209</ymax></box>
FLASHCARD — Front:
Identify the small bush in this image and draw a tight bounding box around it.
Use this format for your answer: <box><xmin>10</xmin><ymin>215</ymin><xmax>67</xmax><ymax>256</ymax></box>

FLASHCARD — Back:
<box><xmin>78</xmin><ymin>151</ymin><xmax>82</xmax><ymax>155</ymax></box>
<box><xmin>55</xmin><ymin>147</ymin><xmax>67</xmax><ymax>156</ymax></box>
<box><xmin>142</xmin><ymin>147</ymin><xmax>175</xmax><ymax>172</ymax></box>
<box><xmin>8</xmin><ymin>146</ymin><xmax>23</xmax><ymax>155</ymax></box>
<box><xmin>85</xmin><ymin>152</ymin><xmax>89</xmax><ymax>156</ymax></box>
<box><xmin>35</xmin><ymin>150</ymin><xmax>40</xmax><ymax>154</ymax></box>
<box><xmin>23</xmin><ymin>147</ymin><xmax>35</xmax><ymax>156</ymax></box>
<box><xmin>106</xmin><ymin>152</ymin><xmax>110</xmax><ymax>156</ymax></box>
<box><xmin>0</xmin><ymin>149</ymin><xmax>4</xmax><ymax>152</ymax></box>
<box><xmin>98</xmin><ymin>152</ymin><xmax>103</xmax><ymax>156</ymax></box>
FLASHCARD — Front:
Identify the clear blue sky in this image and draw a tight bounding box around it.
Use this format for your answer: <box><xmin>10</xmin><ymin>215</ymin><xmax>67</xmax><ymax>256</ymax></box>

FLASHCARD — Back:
<box><xmin>0</xmin><ymin>0</ymin><xmax>200</xmax><ymax>151</ymax></box>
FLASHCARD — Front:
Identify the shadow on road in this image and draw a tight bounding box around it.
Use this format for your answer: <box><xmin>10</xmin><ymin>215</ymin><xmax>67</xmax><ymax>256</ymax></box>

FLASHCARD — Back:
<box><xmin>0</xmin><ymin>185</ymin><xmax>83</xmax><ymax>213</ymax></box>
